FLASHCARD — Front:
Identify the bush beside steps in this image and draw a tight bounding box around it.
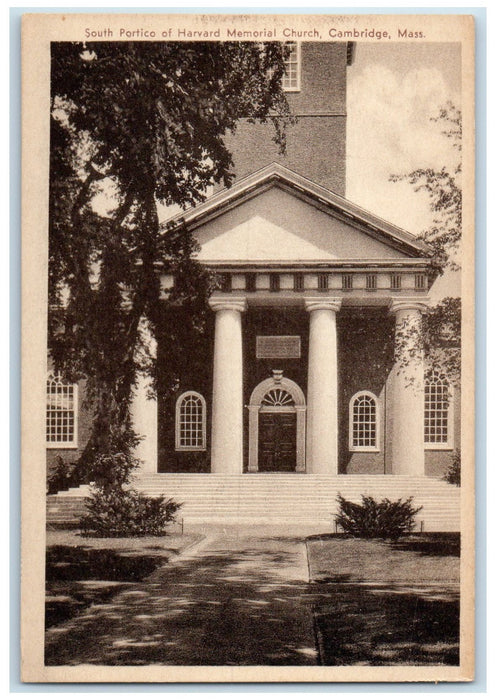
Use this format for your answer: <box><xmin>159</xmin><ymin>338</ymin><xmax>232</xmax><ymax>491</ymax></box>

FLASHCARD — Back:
<box><xmin>80</xmin><ymin>485</ymin><xmax>182</xmax><ymax>538</ymax></box>
<box><xmin>335</xmin><ymin>493</ymin><xmax>422</xmax><ymax>540</ymax></box>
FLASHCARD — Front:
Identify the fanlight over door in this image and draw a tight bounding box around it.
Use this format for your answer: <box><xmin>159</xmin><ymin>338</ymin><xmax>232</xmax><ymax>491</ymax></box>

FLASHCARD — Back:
<box><xmin>247</xmin><ymin>374</ymin><xmax>306</xmax><ymax>473</ymax></box>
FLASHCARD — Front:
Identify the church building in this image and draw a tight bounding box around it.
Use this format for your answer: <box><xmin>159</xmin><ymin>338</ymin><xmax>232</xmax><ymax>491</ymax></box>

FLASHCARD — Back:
<box><xmin>47</xmin><ymin>42</ymin><xmax>460</xmax><ymax>530</ymax></box>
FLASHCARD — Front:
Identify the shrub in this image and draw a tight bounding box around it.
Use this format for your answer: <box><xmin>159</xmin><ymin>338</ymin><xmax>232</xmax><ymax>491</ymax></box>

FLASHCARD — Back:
<box><xmin>80</xmin><ymin>485</ymin><xmax>182</xmax><ymax>537</ymax></box>
<box><xmin>335</xmin><ymin>493</ymin><xmax>422</xmax><ymax>540</ymax></box>
<box><xmin>443</xmin><ymin>450</ymin><xmax>461</xmax><ymax>486</ymax></box>
<box><xmin>47</xmin><ymin>456</ymin><xmax>78</xmax><ymax>494</ymax></box>
<box><xmin>84</xmin><ymin>451</ymin><xmax>141</xmax><ymax>489</ymax></box>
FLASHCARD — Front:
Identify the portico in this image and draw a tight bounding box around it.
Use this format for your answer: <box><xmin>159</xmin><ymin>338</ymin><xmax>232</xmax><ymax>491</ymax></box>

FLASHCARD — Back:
<box><xmin>200</xmin><ymin>289</ymin><xmax>429</xmax><ymax>477</ymax></box>
<box><xmin>133</xmin><ymin>163</ymin><xmax>437</xmax><ymax>479</ymax></box>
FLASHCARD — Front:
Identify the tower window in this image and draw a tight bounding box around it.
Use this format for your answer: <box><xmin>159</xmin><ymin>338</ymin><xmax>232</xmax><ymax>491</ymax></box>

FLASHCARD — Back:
<box><xmin>349</xmin><ymin>391</ymin><xmax>380</xmax><ymax>452</ymax></box>
<box><xmin>46</xmin><ymin>373</ymin><xmax>77</xmax><ymax>447</ymax></box>
<box><xmin>175</xmin><ymin>391</ymin><xmax>207</xmax><ymax>451</ymax></box>
<box><xmin>282</xmin><ymin>42</ymin><xmax>300</xmax><ymax>92</ymax></box>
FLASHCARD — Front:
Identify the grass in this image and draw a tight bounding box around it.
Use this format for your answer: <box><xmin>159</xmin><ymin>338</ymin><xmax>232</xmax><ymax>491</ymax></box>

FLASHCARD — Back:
<box><xmin>46</xmin><ymin>530</ymin><xmax>202</xmax><ymax>629</ymax></box>
<box><xmin>306</xmin><ymin>533</ymin><xmax>460</xmax><ymax>666</ymax></box>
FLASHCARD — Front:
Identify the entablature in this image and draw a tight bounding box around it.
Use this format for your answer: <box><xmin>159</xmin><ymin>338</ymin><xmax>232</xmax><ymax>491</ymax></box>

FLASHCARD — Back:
<box><xmin>160</xmin><ymin>265</ymin><xmax>431</xmax><ymax>300</ymax></box>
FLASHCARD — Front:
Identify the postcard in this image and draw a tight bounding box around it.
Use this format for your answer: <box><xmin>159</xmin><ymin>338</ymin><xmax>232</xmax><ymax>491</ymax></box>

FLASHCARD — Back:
<box><xmin>21</xmin><ymin>12</ymin><xmax>475</xmax><ymax>683</ymax></box>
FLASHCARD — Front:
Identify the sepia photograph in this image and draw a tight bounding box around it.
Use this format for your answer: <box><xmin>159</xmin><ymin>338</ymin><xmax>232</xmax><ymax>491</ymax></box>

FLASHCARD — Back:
<box><xmin>21</xmin><ymin>13</ymin><xmax>475</xmax><ymax>683</ymax></box>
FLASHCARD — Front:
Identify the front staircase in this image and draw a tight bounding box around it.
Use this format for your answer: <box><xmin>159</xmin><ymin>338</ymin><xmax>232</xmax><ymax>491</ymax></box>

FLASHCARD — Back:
<box><xmin>46</xmin><ymin>474</ymin><xmax>460</xmax><ymax>532</ymax></box>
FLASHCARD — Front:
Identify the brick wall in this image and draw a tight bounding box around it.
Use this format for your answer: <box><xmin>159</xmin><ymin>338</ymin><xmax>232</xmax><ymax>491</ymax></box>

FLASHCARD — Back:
<box><xmin>46</xmin><ymin>378</ymin><xmax>93</xmax><ymax>472</ymax></box>
<box><xmin>221</xmin><ymin>42</ymin><xmax>349</xmax><ymax>195</ymax></box>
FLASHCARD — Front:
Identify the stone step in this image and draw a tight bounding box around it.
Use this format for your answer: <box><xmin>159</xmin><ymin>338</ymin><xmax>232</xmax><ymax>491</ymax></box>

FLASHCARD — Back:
<box><xmin>46</xmin><ymin>475</ymin><xmax>460</xmax><ymax>531</ymax></box>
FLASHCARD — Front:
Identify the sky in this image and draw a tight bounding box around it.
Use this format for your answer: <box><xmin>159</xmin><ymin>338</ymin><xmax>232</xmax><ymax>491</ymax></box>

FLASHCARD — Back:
<box><xmin>345</xmin><ymin>42</ymin><xmax>462</xmax><ymax>299</ymax></box>
<box><xmin>92</xmin><ymin>40</ymin><xmax>463</xmax><ymax>300</ymax></box>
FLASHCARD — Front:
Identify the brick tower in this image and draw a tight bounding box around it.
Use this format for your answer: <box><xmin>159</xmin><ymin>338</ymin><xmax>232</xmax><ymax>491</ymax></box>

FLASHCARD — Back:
<box><xmin>223</xmin><ymin>42</ymin><xmax>354</xmax><ymax>196</ymax></box>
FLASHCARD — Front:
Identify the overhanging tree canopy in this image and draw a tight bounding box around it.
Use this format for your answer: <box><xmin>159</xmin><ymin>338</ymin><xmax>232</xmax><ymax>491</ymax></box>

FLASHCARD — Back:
<box><xmin>49</xmin><ymin>41</ymin><xmax>292</xmax><ymax>464</ymax></box>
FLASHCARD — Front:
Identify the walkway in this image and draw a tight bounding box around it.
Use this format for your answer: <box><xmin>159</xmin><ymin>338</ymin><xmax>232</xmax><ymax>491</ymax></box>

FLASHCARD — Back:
<box><xmin>45</xmin><ymin>533</ymin><xmax>318</xmax><ymax>666</ymax></box>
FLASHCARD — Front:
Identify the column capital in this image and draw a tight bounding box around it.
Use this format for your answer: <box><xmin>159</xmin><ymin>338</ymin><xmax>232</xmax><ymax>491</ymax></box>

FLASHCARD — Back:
<box><xmin>209</xmin><ymin>296</ymin><xmax>247</xmax><ymax>313</ymax></box>
<box><xmin>389</xmin><ymin>296</ymin><xmax>430</xmax><ymax>314</ymax></box>
<box><xmin>305</xmin><ymin>297</ymin><xmax>342</xmax><ymax>313</ymax></box>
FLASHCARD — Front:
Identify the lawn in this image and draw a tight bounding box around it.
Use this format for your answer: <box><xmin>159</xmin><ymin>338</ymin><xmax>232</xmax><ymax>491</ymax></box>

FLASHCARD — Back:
<box><xmin>306</xmin><ymin>534</ymin><xmax>460</xmax><ymax>666</ymax></box>
<box><xmin>46</xmin><ymin>530</ymin><xmax>202</xmax><ymax>629</ymax></box>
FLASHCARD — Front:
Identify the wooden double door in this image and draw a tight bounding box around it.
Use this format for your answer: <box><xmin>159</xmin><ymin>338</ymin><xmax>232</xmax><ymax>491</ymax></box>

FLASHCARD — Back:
<box><xmin>258</xmin><ymin>411</ymin><xmax>297</xmax><ymax>472</ymax></box>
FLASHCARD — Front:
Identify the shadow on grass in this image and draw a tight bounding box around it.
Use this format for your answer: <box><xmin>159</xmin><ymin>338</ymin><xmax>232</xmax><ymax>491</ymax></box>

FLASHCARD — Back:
<box><xmin>45</xmin><ymin>536</ymin><xmax>460</xmax><ymax>667</ymax></box>
<box><xmin>312</xmin><ymin>582</ymin><xmax>459</xmax><ymax>666</ymax></box>
<box><xmin>45</xmin><ymin>538</ymin><xmax>318</xmax><ymax>667</ymax></box>
<box><xmin>46</xmin><ymin>546</ymin><xmax>169</xmax><ymax>629</ymax></box>
<box><xmin>389</xmin><ymin>533</ymin><xmax>460</xmax><ymax>557</ymax></box>
<box><xmin>46</xmin><ymin>546</ymin><xmax>164</xmax><ymax>582</ymax></box>
<box><xmin>307</xmin><ymin>533</ymin><xmax>460</xmax><ymax>556</ymax></box>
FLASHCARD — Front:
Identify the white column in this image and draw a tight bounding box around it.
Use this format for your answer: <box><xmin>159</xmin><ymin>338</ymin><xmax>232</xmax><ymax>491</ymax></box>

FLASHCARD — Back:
<box><xmin>390</xmin><ymin>298</ymin><xmax>429</xmax><ymax>476</ymax></box>
<box><xmin>305</xmin><ymin>298</ymin><xmax>342</xmax><ymax>474</ymax></box>
<box><xmin>131</xmin><ymin>319</ymin><xmax>158</xmax><ymax>474</ymax></box>
<box><xmin>209</xmin><ymin>297</ymin><xmax>246</xmax><ymax>474</ymax></box>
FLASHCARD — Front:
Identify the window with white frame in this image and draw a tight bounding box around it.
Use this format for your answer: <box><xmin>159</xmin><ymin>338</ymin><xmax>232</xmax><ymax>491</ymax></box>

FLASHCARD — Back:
<box><xmin>282</xmin><ymin>42</ymin><xmax>300</xmax><ymax>91</ymax></box>
<box><xmin>175</xmin><ymin>391</ymin><xmax>207</xmax><ymax>451</ymax></box>
<box><xmin>349</xmin><ymin>391</ymin><xmax>380</xmax><ymax>452</ymax></box>
<box><xmin>46</xmin><ymin>373</ymin><xmax>78</xmax><ymax>447</ymax></box>
<box><xmin>424</xmin><ymin>371</ymin><xmax>453</xmax><ymax>448</ymax></box>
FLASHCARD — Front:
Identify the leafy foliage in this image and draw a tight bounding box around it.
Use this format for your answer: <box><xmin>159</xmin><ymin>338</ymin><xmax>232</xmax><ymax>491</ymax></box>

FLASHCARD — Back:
<box><xmin>49</xmin><ymin>42</ymin><xmax>291</xmax><ymax>474</ymax></box>
<box><xmin>80</xmin><ymin>485</ymin><xmax>182</xmax><ymax>537</ymax></box>
<box><xmin>47</xmin><ymin>456</ymin><xmax>77</xmax><ymax>495</ymax></box>
<box><xmin>390</xmin><ymin>102</ymin><xmax>461</xmax><ymax>386</ymax></box>
<box><xmin>335</xmin><ymin>493</ymin><xmax>422</xmax><ymax>540</ymax></box>
<box><xmin>443</xmin><ymin>450</ymin><xmax>461</xmax><ymax>487</ymax></box>
<box><xmin>390</xmin><ymin>101</ymin><xmax>461</xmax><ymax>276</ymax></box>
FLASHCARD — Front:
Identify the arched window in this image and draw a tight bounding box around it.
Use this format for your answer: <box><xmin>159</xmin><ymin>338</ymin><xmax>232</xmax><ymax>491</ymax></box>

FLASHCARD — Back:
<box><xmin>46</xmin><ymin>373</ymin><xmax>78</xmax><ymax>447</ymax></box>
<box><xmin>349</xmin><ymin>391</ymin><xmax>380</xmax><ymax>452</ymax></box>
<box><xmin>424</xmin><ymin>372</ymin><xmax>453</xmax><ymax>448</ymax></box>
<box><xmin>175</xmin><ymin>391</ymin><xmax>207</xmax><ymax>451</ymax></box>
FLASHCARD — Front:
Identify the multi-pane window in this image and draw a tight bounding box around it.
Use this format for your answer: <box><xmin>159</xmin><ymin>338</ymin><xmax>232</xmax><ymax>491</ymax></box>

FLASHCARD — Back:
<box><xmin>424</xmin><ymin>372</ymin><xmax>452</xmax><ymax>448</ymax></box>
<box><xmin>175</xmin><ymin>391</ymin><xmax>206</xmax><ymax>451</ymax></box>
<box><xmin>46</xmin><ymin>373</ymin><xmax>77</xmax><ymax>446</ymax></box>
<box><xmin>282</xmin><ymin>42</ymin><xmax>300</xmax><ymax>91</ymax></box>
<box><xmin>349</xmin><ymin>391</ymin><xmax>379</xmax><ymax>451</ymax></box>
<box><xmin>342</xmin><ymin>274</ymin><xmax>353</xmax><ymax>290</ymax></box>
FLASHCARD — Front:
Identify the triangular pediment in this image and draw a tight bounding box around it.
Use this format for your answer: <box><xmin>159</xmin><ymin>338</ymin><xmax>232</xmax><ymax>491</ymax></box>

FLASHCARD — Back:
<box><xmin>167</xmin><ymin>163</ymin><xmax>430</xmax><ymax>264</ymax></box>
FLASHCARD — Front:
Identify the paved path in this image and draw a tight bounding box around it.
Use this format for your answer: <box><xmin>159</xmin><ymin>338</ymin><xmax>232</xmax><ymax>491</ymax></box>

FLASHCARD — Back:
<box><xmin>45</xmin><ymin>534</ymin><xmax>318</xmax><ymax>666</ymax></box>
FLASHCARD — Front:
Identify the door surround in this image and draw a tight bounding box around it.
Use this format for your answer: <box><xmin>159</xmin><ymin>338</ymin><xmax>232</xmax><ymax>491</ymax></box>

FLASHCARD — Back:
<box><xmin>247</xmin><ymin>372</ymin><xmax>306</xmax><ymax>473</ymax></box>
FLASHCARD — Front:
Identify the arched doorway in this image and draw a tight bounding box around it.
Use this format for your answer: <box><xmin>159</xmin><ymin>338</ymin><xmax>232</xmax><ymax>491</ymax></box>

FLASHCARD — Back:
<box><xmin>247</xmin><ymin>372</ymin><xmax>306</xmax><ymax>472</ymax></box>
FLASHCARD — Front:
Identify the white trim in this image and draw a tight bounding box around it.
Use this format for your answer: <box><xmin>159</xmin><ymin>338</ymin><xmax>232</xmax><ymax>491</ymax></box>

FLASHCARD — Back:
<box><xmin>162</xmin><ymin>162</ymin><xmax>431</xmax><ymax>257</ymax></box>
<box><xmin>175</xmin><ymin>390</ymin><xmax>207</xmax><ymax>452</ymax></box>
<box><xmin>46</xmin><ymin>374</ymin><xmax>78</xmax><ymax>449</ymax></box>
<box><xmin>247</xmin><ymin>376</ymin><xmax>306</xmax><ymax>472</ymax></box>
<box><xmin>424</xmin><ymin>373</ymin><xmax>454</xmax><ymax>450</ymax></box>
<box><xmin>282</xmin><ymin>42</ymin><xmax>301</xmax><ymax>92</ymax></box>
<box><xmin>348</xmin><ymin>390</ymin><xmax>380</xmax><ymax>453</ymax></box>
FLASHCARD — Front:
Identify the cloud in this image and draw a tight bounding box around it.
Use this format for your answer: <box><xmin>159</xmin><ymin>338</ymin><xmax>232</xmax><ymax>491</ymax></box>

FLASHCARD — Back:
<box><xmin>347</xmin><ymin>62</ymin><xmax>460</xmax><ymax>235</ymax></box>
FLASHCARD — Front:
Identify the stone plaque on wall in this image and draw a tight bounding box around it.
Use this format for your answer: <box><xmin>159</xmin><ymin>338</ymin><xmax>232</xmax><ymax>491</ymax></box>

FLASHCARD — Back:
<box><xmin>256</xmin><ymin>335</ymin><xmax>301</xmax><ymax>359</ymax></box>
